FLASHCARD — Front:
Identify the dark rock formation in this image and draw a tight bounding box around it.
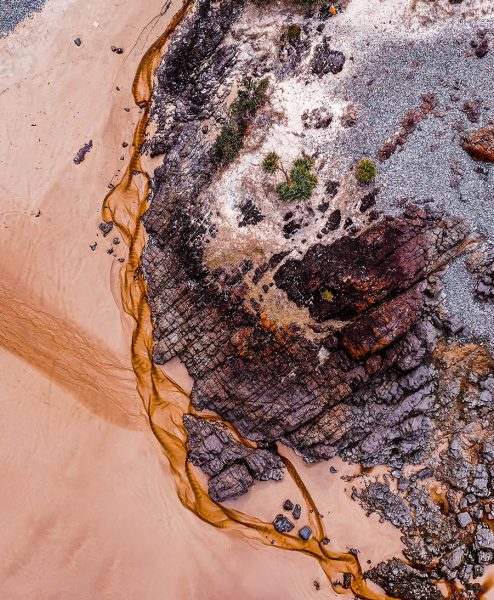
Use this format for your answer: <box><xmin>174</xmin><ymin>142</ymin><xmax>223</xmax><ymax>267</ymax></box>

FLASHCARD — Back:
<box><xmin>184</xmin><ymin>415</ymin><xmax>284</xmax><ymax>501</ymax></box>
<box><xmin>311</xmin><ymin>38</ymin><xmax>345</xmax><ymax>76</ymax></box>
<box><xmin>367</xmin><ymin>559</ymin><xmax>443</xmax><ymax>600</ymax></box>
<box><xmin>209</xmin><ymin>463</ymin><xmax>253</xmax><ymax>502</ymax></box>
<box><xmin>274</xmin><ymin>207</ymin><xmax>467</xmax><ymax>323</ymax></box>
<box><xmin>137</xmin><ymin>0</ymin><xmax>494</xmax><ymax>594</ymax></box>
<box><xmin>466</xmin><ymin>244</ymin><xmax>494</xmax><ymax>300</ymax></box>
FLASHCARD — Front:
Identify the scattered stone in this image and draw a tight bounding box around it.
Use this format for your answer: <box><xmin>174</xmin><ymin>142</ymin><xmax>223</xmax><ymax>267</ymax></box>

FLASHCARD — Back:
<box><xmin>273</xmin><ymin>514</ymin><xmax>295</xmax><ymax>533</ymax></box>
<box><xmin>301</xmin><ymin>107</ymin><xmax>333</xmax><ymax>129</ymax></box>
<box><xmin>298</xmin><ymin>526</ymin><xmax>312</xmax><ymax>541</ymax></box>
<box><xmin>89</xmin><ymin>242</ymin><xmax>97</xmax><ymax>251</ymax></box>
<box><xmin>461</xmin><ymin>99</ymin><xmax>480</xmax><ymax>123</ymax></box>
<box><xmin>456</xmin><ymin>511</ymin><xmax>472</xmax><ymax>529</ymax></box>
<box><xmin>99</xmin><ymin>221</ymin><xmax>113</xmax><ymax>237</ymax></box>
<box><xmin>461</xmin><ymin>123</ymin><xmax>494</xmax><ymax>161</ymax></box>
<box><xmin>74</xmin><ymin>38</ymin><xmax>81</xmax><ymax>46</ymax></box>
<box><xmin>283</xmin><ymin>499</ymin><xmax>294</xmax><ymax>511</ymax></box>
<box><xmin>292</xmin><ymin>504</ymin><xmax>301</xmax><ymax>519</ymax></box>
<box><xmin>73</xmin><ymin>140</ymin><xmax>93</xmax><ymax>164</ymax></box>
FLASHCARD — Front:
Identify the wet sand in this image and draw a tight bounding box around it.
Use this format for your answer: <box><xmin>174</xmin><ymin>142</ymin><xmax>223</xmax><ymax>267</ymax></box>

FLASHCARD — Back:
<box><xmin>0</xmin><ymin>0</ymin><xmax>415</xmax><ymax>598</ymax></box>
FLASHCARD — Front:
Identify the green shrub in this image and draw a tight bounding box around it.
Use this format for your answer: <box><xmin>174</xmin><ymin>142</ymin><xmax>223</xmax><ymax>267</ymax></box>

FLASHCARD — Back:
<box><xmin>212</xmin><ymin>78</ymin><xmax>269</xmax><ymax>167</ymax></box>
<box><xmin>287</xmin><ymin>24</ymin><xmax>301</xmax><ymax>40</ymax></box>
<box><xmin>356</xmin><ymin>158</ymin><xmax>377</xmax><ymax>184</ymax></box>
<box><xmin>321</xmin><ymin>288</ymin><xmax>334</xmax><ymax>302</ymax></box>
<box><xmin>275</xmin><ymin>157</ymin><xmax>318</xmax><ymax>202</ymax></box>
<box><xmin>212</xmin><ymin>123</ymin><xmax>243</xmax><ymax>166</ymax></box>
<box><xmin>230</xmin><ymin>78</ymin><xmax>269</xmax><ymax>125</ymax></box>
<box><xmin>262</xmin><ymin>152</ymin><xmax>280</xmax><ymax>173</ymax></box>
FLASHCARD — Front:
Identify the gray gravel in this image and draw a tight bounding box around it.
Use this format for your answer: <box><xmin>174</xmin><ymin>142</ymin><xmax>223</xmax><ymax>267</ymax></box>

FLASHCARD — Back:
<box><xmin>323</xmin><ymin>16</ymin><xmax>494</xmax><ymax>343</ymax></box>
<box><xmin>1</xmin><ymin>0</ymin><xmax>47</xmax><ymax>36</ymax></box>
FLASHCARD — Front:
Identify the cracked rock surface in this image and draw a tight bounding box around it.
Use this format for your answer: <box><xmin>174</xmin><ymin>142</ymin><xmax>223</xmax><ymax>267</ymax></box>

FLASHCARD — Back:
<box><xmin>138</xmin><ymin>0</ymin><xmax>494</xmax><ymax>595</ymax></box>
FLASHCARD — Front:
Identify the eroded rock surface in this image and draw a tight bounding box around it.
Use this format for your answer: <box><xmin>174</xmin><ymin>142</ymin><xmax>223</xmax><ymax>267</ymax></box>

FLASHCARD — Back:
<box><xmin>138</xmin><ymin>0</ymin><xmax>494</xmax><ymax>595</ymax></box>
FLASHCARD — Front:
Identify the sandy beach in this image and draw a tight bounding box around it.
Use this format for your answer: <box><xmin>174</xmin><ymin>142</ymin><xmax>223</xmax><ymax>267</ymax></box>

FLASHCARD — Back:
<box><xmin>0</xmin><ymin>1</ymin><xmax>345</xmax><ymax>597</ymax></box>
<box><xmin>4</xmin><ymin>0</ymin><xmax>484</xmax><ymax>598</ymax></box>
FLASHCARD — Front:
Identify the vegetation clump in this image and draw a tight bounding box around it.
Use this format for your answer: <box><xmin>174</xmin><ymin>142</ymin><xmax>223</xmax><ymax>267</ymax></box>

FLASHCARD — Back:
<box><xmin>261</xmin><ymin>153</ymin><xmax>318</xmax><ymax>202</ymax></box>
<box><xmin>286</xmin><ymin>24</ymin><xmax>302</xmax><ymax>41</ymax></box>
<box><xmin>321</xmin><ymin>288</ymin><xmax>334</xmax><ymax>302</ymax></box>
<box><xmin>262</xmin><ymin>151</ymin><xmax>280</xmax><ymax>173</ymax></box>
<box><xmin>212</xmin><ymin>78</ymin><xmax>269</xmax><ymax>167</ymax></box>
<box><xmin>355</xmin><ymin>158</ymin><xmax>377</xmax><ymax>184</ymax></box>
<box><xmin>276</xmin><ymin>157</ymin><xmax>318</xmax><ymax>202</ymax></box>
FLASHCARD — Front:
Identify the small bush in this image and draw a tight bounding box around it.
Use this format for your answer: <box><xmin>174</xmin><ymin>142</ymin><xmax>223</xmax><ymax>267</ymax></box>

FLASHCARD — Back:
<box><xmin>212</xmin><ymin>78</ymin><xmax>269</xmax><ymax>167</ymax></box>
<box><xmin>230</xmin><ymin>78</ymin><xmax>269</xmax><ymax>125</ymax></box>
<box><xmin>355</xmin><ymin>158</ymin><xmax>377</xmax><ymax>184</ymax></box>
<box><xmin>287</xmin><ymin>24</ymin><xmax>301</xmax><ymax>40</ymax></box>
<box><xmin>276</xmin><ymin>157</ymin><xmax>318</xmax><ymax>202</ymax></box>
<box><xmin>321</xmin><ymin>288</ymin><xmax>334</xmax><ymax>302</ymax></box>
<box><xmin>212</xmin><ymin>123</ymin><xmax>243</xmax><ymax>166</ymax></box>
<box><xmin>262</xmin><ymin>152</ymin><xmax>280</xmax><ymax>173</ymax></box>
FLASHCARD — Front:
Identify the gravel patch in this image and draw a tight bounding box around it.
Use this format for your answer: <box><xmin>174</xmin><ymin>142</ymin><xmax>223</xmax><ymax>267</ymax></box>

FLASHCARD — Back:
<box><xmin>0</xmin><ymin>0</ymin><xmax>47</xmax><ymax>36</ymax></box>
<box><xmin>314</xmin><ymin>11</ymin><xmax>494</xmax><ymax>342</ymax></box>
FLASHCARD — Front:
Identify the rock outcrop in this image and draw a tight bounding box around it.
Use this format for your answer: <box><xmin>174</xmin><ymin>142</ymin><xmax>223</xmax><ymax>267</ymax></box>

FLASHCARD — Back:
<box><xmin>137</xmin><ymin>0</ymin><xmax>494</xmax><ymax>595</ymax></box>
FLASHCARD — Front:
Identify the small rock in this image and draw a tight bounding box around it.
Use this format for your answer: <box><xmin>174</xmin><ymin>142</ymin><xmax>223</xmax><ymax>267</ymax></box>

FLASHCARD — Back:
<box><xmin>73</xmin><ymin>140</ymin><xmax>93</xmax><ymax>164</ymax></box>
<box><xmin>475</xmin><ymin>38</ymin><xmax>490</xmax><ymax>58</ymax></box>
<box><xmin>457</xmin><ymin>512</ymin><xmax>472</xmax><ymax>528</ymax></box>
<box><xmin>74</xmin><ymin>38</ymin><xmax>81</xmax><ymax>46</ymax></box>
<box><xmin>283</xmin><ymin>499</ymin><xmax>294</xmax><ymax>511</ymax></box>
<box><xmin>273</xmin><ymin>514</ymin><xmax>295</xmax><ymax>533</ymax></box>
<box><xmin>293</xmin><ymin>504</ymin><xmax>301</xmax><ymax>519</ymax></box>
<box><xmin>90</xmin><ymin>242</ymin><xmax>97</xmax><ymax>251</ymax></box>
<box><xmin>298</xmin><ymin>526</ymin><xmax>312</xmax><ymax>541</ymax></box>
<box><xmin>99</xmin><ymin>221</ymin><xmax>113</xmax><ymax>237</ymax></box>
<box><xmin>475</xmin><ymin>523</ymin><xmax>494</xmax><ymax>550</ymax></box>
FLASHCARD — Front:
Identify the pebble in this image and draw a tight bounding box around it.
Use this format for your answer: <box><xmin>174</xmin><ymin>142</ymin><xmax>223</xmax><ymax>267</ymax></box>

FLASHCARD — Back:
<box><xmin>298</xmin><ymin>526</ymin><xmax>312</xmax><ymax>541</ymax></box>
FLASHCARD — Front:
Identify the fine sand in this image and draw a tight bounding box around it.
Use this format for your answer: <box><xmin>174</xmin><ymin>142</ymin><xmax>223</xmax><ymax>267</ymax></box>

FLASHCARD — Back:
<box><xmin>0</xmin><ymin>0</ymin><xmax>420</xmax><ymax>598</ymax></box>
